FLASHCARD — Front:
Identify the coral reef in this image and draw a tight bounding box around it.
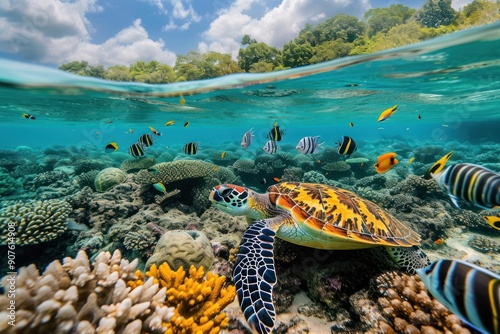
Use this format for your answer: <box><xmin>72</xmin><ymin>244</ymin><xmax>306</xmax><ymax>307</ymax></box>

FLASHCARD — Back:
<box><xmin>33</xmin><ymin>170</ymin><xmax>69</xmax><ymax>189</ymax></box>
<box><xmin>94</xmin><ymin>167</ymin><xmax>128</xmax><ymax>193</ymax></box>
<box><xmin>145</xmin><ymin>230</ymin><xmax>215</xmax><ymax>271</ymax></box>
<box><xmin>0</xmin><ymin>199</ymin><xmax>71</xmax><ymax>246</ymax></box>
<box><xmin>129</xmin><ymin>262</ymin><xmax>236</xmax><ymax>334</ymax></box>
<box><xmin>373</xmin><ymin>271</ymin><xmax>471</xmax><ymax>333</ymax></box>
<box><xmin>75</xmin><ymin>169</ymin><xmax>100</xmax><ymax>190</ymax></box>
<box><xmin>0</xmin><ymin>250</ymin><xmax>175</xmax><ymax>333</ymax></box>
<box><xmin>120</xmin><ymin>157</ymin><xmax>156</xmax><ymax>173</ymax></box>
<box><xmin>135</xmin><ymin>160</ymin><xmax>217</xmax><ymax>184</ymax></box>
<box><xmin>390</xmin><ymin>174</ymin><xmax>443</xmax><ymax>199</ymax></box>
<box><xmin>468</xmin><ymin>235</ymin><xmax>500</xmax><ymax>253</ymax></box>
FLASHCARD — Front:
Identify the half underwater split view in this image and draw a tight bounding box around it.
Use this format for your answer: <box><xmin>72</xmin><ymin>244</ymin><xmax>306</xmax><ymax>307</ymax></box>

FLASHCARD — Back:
<box><xmin>1</xmin><ymin>12</ymin><xmax>500</xmax><ymax>334</ymax></box>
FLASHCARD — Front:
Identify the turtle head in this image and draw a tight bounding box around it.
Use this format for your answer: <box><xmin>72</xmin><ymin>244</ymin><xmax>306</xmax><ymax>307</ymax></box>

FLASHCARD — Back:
<box><xmin>209</xmin><ymin>184</ymin><xmax>267</xmax><ymax>219</ymax></box>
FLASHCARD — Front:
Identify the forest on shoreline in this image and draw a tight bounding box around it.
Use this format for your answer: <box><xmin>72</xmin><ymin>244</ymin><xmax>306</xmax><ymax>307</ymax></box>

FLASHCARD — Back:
<box><xmin>59</xmin><ymin>0</ymin><xmax>499</xmax><ymax>83</ymax></box>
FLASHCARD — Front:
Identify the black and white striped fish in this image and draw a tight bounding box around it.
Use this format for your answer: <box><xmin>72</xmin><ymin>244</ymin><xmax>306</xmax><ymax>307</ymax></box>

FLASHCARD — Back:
<box><xmin>263</xmin><ymin>140</ymin><xmax>278</xmax><ymax>154</ymax></box>
<box><xmin>296</xmin><ymin>136</ymin><xmax>324</xmax><ymax>154</ymax></box>
<box><xmin>183</xmin><ymin>142</ymin><xmax>199</xmax><ymax>155</ymax></box>
<box><xmin>416</xmin><ymin>259</ymin><xmax>500</xmax><ymax>334</ymax></box>
<box><xmin>432</xmin><ymin>163</ymin><xmax>500</xmax><ymax>210</ymax></box>
<box><xmin>241</xmin><ymin>128</ymin><xmax>254</xmax><ymax>149</ymax></box>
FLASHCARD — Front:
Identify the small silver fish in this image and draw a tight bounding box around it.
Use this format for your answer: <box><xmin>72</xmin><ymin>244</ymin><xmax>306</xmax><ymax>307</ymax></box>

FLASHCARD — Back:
<box><xmin>296</xmin><ymin>136</ymin><xmax>324</xmax><ymax>154</ymax></box>
<box><xmin>263</xmin><ymin>140</ymin><xmax>278</xmax><ymax>154</ymax></box>
<box><xmin>241</xmin><ymin>128</ymin><xmax>254</xmax><ymax>149</ymax></box>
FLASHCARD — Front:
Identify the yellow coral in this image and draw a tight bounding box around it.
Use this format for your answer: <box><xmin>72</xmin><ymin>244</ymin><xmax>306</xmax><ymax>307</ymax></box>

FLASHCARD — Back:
<box><xmin>129</xmin><ymin>263</ymin><xmax>236</xmax><ymax>334</ymax></box>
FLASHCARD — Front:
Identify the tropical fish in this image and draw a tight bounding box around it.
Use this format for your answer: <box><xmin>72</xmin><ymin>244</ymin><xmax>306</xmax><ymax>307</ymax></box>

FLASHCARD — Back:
<box><xmin>377</xmin><ymin>105</ymin><xmax>397</xmax><ymax>122</ymax></box>
<box><xmin>184</xmin><ymin>121</ymin><xmax>189</xmax><ymax>128</ymax></box>
<box><xmin>105</xmin><ymin>142</ymin><xmax>118</xmax><ymax>153</ymax></box>
<box><xmin>434</xmin><ymin>238</ymin><xmax>444</xmax><ymax>245</ymax></box>
<box><xmin>374</xmin><ymin>152</ymin><xmax>399</xmax><ymax>173</ymax></box>
<box><xmin>153</xmin><ymin>182</ymin><xmax>167</xmax><ymax>194</ymax></box>
<box><xmin>268</xmin><ymin>126</ymin><xmax>284</xmax><ymax>142</ymax></box>
<box><xmin>147</xmin><ymin>167</ymin><xmax>159</xmax><ymax>174</ymax></box>
<box><xmin>483</xmin><ymin>216</ymin><xmax>500</xmax><ymax>230</ymax></box>
<box><xmin>432</xmin><ymin>163</ymin><xmax>500</xmax><ymax>213</ymax></box>
<box><xmin>165</xmin><ymin>120</ymin><xmax>175</xmax><ymax>126</ymax></box>
<box><xmin>423</xmin><ymin>151</ymin><xmax>453</xmax><ymax>180</ymax></box>
<box><xmin>349</xmin><ymin>122</ymin><xmax>354</xmax><ymax>127</ymax></box>
<box><xmin>263</xmin><ymin>140</ymin><xmax>278</xmax><ymax>154</ymax></box>
<box><xmin>241</xmin><ymin>128</ymin><xmax>254</xmax><ymax>149</ymax></box>
<box><xmin>128</xmin><ymin>143</ymin><xmax>144</xmax><ymax>158</ymax></box>
<box><xmin>129</xmin><ymin>128</ymin><xmax>134</xmax><ymax>133</ymax></box>
<box><xmin>214</xmin><ymin>165</ymin><xmax>219</xmax><ymax>171</ymax></box>
<box><xmin>408</xmin><ymin>157</ymin><xmax>415</xmax><ymax>164</ymax></box>
<box><xmin>139</xmin><ymin>133</ymin><xmax>154</xmax><ymax>148</ymax></box>
<box><xmin>336</xmin><ymin>136</ymin><xmax>357</xmax><ymax>157</ymax></box>
<box><xmin>417</xmin><ymin>115</ymin><xmax>421</xmax><ymax>120</ymax></box>
<box><xmin>180</xmin><ymin>97</ymin><xmax>185</xmax><ymax>105</ymax></box>
<box><xmin>273</xmin><ymin>177</ymin><xmax>281</xmax><ymax>183</ymax></box>
<box><xmin>296</xmin><ymin>136</ymin><xmax>324</xmax><ymax>155</ymax></box>
<box><xmin>22</xmin><ymin>113</ymin><xmax>36</xmax><ymax>120</ymax></box>
<box><xmin>416</xmin><ymin>259</ymin><xmax>500</xmax><ymax>334</ymax></box>
<box><xmin>183</xmin><ymin>142</ymin><xmax>199</xmax><ymax>155</ymax></box>
<box><xmin>221</xmin><ymin>151</ymin><xmax>226</xmax><ymax>159</ymax></box>
<box><xmin>149</xmin><ymin>126</ymin><xmax>162</xmax><ymax>136</ymax></box>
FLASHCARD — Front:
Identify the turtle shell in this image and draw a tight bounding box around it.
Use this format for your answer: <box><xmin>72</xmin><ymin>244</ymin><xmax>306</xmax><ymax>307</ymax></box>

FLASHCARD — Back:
<box><xmin>267</xmin><ymin>182</ymin><xmax>421</xmax><ymax>248</ymax></box>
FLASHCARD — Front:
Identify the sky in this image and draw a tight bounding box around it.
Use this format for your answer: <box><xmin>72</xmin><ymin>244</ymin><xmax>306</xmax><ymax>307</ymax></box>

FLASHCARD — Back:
<box><xmin>0</xmin><ymin>0</ymin><xmax>475</xmax><ymax>68</ymax></box>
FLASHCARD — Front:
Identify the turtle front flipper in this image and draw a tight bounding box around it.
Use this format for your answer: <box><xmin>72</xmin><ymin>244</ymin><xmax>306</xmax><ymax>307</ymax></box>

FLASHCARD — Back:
<box><xmin>234</xmin><ymin>220</ymin><xmax>278</xmax><ymax>334</ymax></box>
<box><xmin>385</xmin><ymin>246</ymin><xmax>431</xmax><ymax>274</ymax></box>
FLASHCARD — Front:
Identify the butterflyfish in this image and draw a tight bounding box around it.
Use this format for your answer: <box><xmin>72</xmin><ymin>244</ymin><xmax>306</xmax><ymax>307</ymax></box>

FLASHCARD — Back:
<box><xmin>165</xmin><ymin>120</ymin><xmax>175</xmax><ymax>126</ymax></box>
<box><xmin>139</xmin><ymin>133</ymin><xmax>154</xmax><ymax>148</ymax></box>
<box><xmin>377</xmin><ymin>105</ymin><xmax>397</xmax><ymax>122</ymax></box>
<box><xmin>149</xmin><ymin>126</ymin><xmax>162</xmax><ymax>136</ymax></box>
<box><xmin>268</xmin><ymin>126</ymin><xmax>284</xmax><ymax>141</ymax></box>
<box><xmin>349</xmin><ymin>122</ymin><xmax>354</xmax><ymax>127</ymax></box>
<box><xmin>417</xmin><ymin>259</ymin><xmax>500</xmax><ymax>334</ymax></box>
<box><xmin>423</xmin><ymin>151</ymin><xmax>453</xmax><ymax>180</ymax></box>
<box><xmin>296</xmin><ymin>136</ymin><xmax>324</xmax><ymax>155</ymax></box>
<box><xmin>483</xmin><ymin>216</ymin><xmax>500</xmax><ymax>230</ymax></box>
<box><xmin>183</xmin><ymin>142</ymin><xmax>199</xmax><ymax>155</ymax></box>
<box><xmin>22</xmin><ymin>113</ymin><xmax>36</xmax><ymax>120</ymax></box>
<box><xmin>241</xmin><ymin>128</ymin><xmax>254</xmax><ymax>149</ymax></box>
<box><xmin>128</xmin><ymin>143</ymin><xmax>144</xmax><ymax>158</ymax></box>
<box><xmin>432</xmin><ymin>163</ymin><xmax>500</xmax><ymax>214</ymax></box>
<box><xmin>336</xmin><ymin>136</ymin><xmax>357</xmax><ymax>158</ymax></box>
<box><xmin>184</xmin><ymin>121</ymin><xmax>189</xmax><ymax>128</ymax></box>
<box><xmin>105</xmin><ymin>142</ymin><xmax>118</xmax><ymax>153</ymax></box>
<box><xmin>408</xmin><ymin>157</ymin><xmax>415</xmax><ymax>164</ymax></box>
<box><xmin>374</xmin><ymin>152</ymin><xmax>398</xmax><ymax>173</ymax></box>
<box><xmin>417</xmin><ymin>115</ymin><xmax>421</xmax><ymax>120</ymax></box>
<box><xmin>221</xmin><ymin>151</ymin><xmax>226</xmax><ymax>159</ymax></box>
<box><xmin>263</xmin><ymin>140</ymin><xmax>278</xmax><ymax>154</ymax></box>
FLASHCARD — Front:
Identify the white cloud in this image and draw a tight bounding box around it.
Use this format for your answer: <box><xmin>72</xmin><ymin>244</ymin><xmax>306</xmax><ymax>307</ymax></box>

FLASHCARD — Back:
<box><xmin>0</xmin><ymin>0</ymin><xmax>177</xmax><ymax>66</ymax></box>
<box><xmin>200</xmin><ymin>0</ymin><xmax>371</xmax><ymax>58</ymax></box>
<box><xmin>143</xmin><ymin>0</ymin><xmax>201</xmax><ymax>31</ymax></box>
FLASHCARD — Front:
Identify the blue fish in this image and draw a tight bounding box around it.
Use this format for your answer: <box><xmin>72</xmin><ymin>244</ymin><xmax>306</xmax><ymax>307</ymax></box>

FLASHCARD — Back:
<box><xmin>417</xmin><ymin>259</ymin><xmax>500</xmax><ymax>334</ymax></box>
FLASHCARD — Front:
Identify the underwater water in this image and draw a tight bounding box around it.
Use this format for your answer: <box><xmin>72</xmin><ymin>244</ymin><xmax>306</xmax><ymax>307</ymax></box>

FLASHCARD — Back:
<box><xmin>0</xmin><ymin>21</ymin><xmax>499</xmax><ymax>334</ymax></box>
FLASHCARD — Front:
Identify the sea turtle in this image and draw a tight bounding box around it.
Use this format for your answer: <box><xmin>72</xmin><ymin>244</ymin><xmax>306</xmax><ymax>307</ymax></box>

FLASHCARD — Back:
<box><xmin>209</xmin><ymin>182</ymin><xmax>430</xmax><ymax>334</ymax></box>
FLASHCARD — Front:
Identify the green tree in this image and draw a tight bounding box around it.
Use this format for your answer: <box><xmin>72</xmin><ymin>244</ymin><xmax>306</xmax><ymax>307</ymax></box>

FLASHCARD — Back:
<box><xmin>295</xmin><ymin>14</ymin><xmax>366</xmax><ymax>46</ymax></box>
<box><xmin>59</xmin><ymin>61</ymin><xmax>89</xmax><ymax>75</ymax></box>
<box><xmin>417</xmin><ymin>0</ymin><xmax>456</xmax><ymax>28</ymax></box>
<box><xmin>84</xmin><ymin>65</ymin><xmax>106</xmax><ymax>79</ymax></box>
<box><xmin>309</xmin><ymin>40</ymin><xmax>352</xmax><ymax>63</ymax></box>
<box><xmin>282</xmin><ymin>42</ymin><xmax>313</xmax><ymax>67</ymax></box>
<box><xmin>105</xmin><ymin>65</ymin><xmax>130</xmax><ymax>81</ymax></box>
<box><xmin>455</xmin><ymin>0</ymin><xmax>500</xmax><ymax>27</ymax></box>
<box><xmin>237</xmin><ymin>42</ymin><xmax>282</xmax><ymax>72</ymax></box>
<box><xmin>241</xmin><ymin>34</ymin><xmax>257</xmax><ymax>45</ymax></box>
<box><xmin>363</xmin><ymin>5</ymin><xmax>416</xmax><ymax>36</ymax></box>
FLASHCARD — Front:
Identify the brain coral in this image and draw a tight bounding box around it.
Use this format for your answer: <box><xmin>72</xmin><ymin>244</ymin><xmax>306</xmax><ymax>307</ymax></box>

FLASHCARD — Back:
<box><xmin>135</xmin><ymin>160</ymin><xmax>217</xmax><ymax>184</ymax></box>
<box><xmin>0</xmin><ymin>199</ymin><xmax>71</xmax><ymax>246</ymax></box>
<box><xmin>94</xmin><ymin>167</ymin><xmax>127</xmax><ymax>193</ymax></box>
<box><xmin>145</xmin><ymin>230</ymin><xmax>215</xmax><ymax>271</ymax></box>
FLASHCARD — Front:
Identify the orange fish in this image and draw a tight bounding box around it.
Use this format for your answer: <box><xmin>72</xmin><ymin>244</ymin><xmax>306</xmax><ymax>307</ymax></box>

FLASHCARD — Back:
<box><xmin>434</xmin><ymin>238</ymin><xmax>445</xmax><ymax>245</ymax></box>
<box><xmin>273</xmin><ymin>177</ymin><xmax>281</xmax><ymax>183</ymax></box>
<box><xmin>214</xmin><ymin>165</ymin><xmax>219</xmax><ymax>171</ymax></box>
<box><xmin>374</xmin><ymin>152</ymin><xmax>399</xmax><ymax>173</ymax></box>
<box><xmin>180</xmin><ymin>97</ymin><xmax>185</xmax><ymax>105</ymax></box>
<box><xmin>377</xmin><ymin>105</ymin><xmax>397</xmax><ymax>122</ymax></box>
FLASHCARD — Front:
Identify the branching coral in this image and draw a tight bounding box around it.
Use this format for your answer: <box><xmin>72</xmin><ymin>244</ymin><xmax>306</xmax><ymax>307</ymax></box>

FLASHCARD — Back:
<box><xmin>375</xmin><ymin>271</ymin><xmax>471</xmax><ymax>333</ymax></box>
<box><xmin>0</xmin><ymin>250</ymin><xmax>175</xmax><ymax>333</ymax></box>
<box><xmin>129</xmin><ymin>262</ymin><xmax>236</xmax><ymax>334</ymax></box>
<box><xmin>0</xmin><ymin>199</ymin><xmax>71</xmax><ymax>245</ymax></box>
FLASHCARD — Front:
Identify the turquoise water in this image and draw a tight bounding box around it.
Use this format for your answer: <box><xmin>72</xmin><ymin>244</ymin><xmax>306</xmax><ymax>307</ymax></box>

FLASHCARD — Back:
<box><xmin>1</xmin><ymin>22</ymin><xmax>499</xmax><ymax>151</ymax></box>
<box><xmin>1</xmin><ymin>21</ymin><xmax>500</xmax><ymax>334</ymax></box>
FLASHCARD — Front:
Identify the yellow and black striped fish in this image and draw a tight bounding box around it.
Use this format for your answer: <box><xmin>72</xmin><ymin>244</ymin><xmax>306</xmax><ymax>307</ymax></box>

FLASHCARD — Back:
<box><xmin>128</xmin><ymin>143</ymin><xmax>144</xmax><ymax>158</ymax></box>
<box><xmin>336</xmin><ymin>136</ymin><xmax>357</xmax><ymax>158</ymax></box>
<box><xmin>267</xmin><ymin>126</ymin><xmax>284</xmax><ymax>142</ymax></box>
<box><xmin>417</xmin><ymin>259</ymin><xmax>500</xmax><ymax>334</ymax></box>
<box><xmin>183</xmin><ymin>142</ymin><xmax>199</xmax><ymax>155</ymax></box>
<box><xmin>105</xmin><ymin>142</ymin><xmax>118</xmax><ymax>153</ymax></box>
<box><xmin>139</xmin><ymin>133</ymin><xmax>154</xmax><ymax>148</ymax></box>
<box><xmin>423</xmin><ymin>151</ymin><xmax>453</xmax><ymax>180</ymax></box>
<box><xmin>433</xmin><ymin>163</ymin><xmax>500</xmax><ymax>211</ymax></box>
<box><xmin>22</xmin><ymin>113</ymin><xmax>36</xmax><ymax>120</ymax></box>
